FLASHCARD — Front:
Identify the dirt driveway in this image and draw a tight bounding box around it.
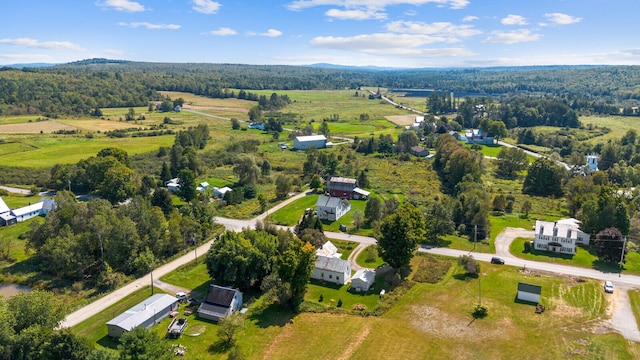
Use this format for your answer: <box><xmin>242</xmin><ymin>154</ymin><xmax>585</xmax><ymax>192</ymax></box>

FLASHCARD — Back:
<box><xmin>605</xmin><ymin>284</ymin><xmax>640</xmax><ymax>341</ymax></box>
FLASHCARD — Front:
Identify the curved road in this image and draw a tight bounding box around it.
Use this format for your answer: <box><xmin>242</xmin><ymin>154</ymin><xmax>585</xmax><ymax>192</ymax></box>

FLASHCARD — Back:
<box><xmin>60</xmin><ymin>193</ymin><xmax>640</xmax><ymax>340</ymax></box>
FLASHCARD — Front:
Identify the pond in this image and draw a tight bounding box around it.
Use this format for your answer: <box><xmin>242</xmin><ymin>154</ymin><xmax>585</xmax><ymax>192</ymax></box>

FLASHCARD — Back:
<box><xmin>0</xmin><ymin>282</ymin><xmax>31</xmax><ymax>297</ymax></box>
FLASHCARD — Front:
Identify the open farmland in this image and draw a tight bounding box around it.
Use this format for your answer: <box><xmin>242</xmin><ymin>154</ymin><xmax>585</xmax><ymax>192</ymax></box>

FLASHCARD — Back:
<box><xmin>0</xmin><ymin>120</ymin><xmax>77</xmax><ymax>134</ymax></box>
<box><xmin>0</xmin><ymin>136</ymin><xmax>174</xmax><ymax>167</ymax></box>
<box><xmin>72</xmin><ymin>255</ymin><xmax>640</xmax><ymax>359</ymax></box>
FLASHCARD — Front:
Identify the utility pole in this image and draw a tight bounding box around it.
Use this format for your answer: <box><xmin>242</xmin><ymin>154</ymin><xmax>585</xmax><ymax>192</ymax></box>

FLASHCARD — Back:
<box><xmin>473</xmin><ymin>224</ymin><xmax>477</xmax><ymax>251</ymax></box>
<box><xmin>478</xmin><ymin>264</ymin><xmax>482</xmax><ymax>306</ymax></box>
<box><xmin>620</xmin><ymin>236</ymin><xmax>627</xmax><ymax>277</ymax></box>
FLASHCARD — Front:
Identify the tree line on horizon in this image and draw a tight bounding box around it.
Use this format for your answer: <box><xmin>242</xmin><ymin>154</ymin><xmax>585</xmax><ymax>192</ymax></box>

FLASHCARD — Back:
<box><xmin>1</xmin><ymin>60</ymin><xmax>640</xmax><ymax>117</ymax></box>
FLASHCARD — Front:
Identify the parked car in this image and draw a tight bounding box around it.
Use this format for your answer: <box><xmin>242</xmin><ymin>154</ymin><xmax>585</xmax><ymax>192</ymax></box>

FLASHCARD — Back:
<box><xmin>176</xmin><ymin>292</ymin><xmax>188</xmax><ymax>302</ymax></box>
<box><xmin>604</xmin><ymin>281</ymin><xmax>614</xmax><ymax>293</ymax></box>
<box><xmin>490</xmin><ymin>256</ymin><xmax>505</xmax><ymax>265</ymax></box>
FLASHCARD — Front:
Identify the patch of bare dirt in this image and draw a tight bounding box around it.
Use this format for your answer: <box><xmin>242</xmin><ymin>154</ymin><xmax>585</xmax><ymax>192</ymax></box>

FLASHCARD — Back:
<box><xmin>409</xmin><ymin>305</ymin><xmax>509</xmax><ymax>339</ymax></box>
<box><xmin>551</xmin><ymin>298</ymin><xmax>584</xmax><ymax>319</ymax></box>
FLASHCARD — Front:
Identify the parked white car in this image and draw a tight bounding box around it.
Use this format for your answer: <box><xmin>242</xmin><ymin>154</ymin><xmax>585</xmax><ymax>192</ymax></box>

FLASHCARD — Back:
<box><xmin>604</xmin><ymin>281</ymin><xmax>614</xmax><ymax>293</ymax></box>
<box><xmin>176</xmin><ymin>291</ymin><xmax>188</xmax><ymax>302</ymax></box>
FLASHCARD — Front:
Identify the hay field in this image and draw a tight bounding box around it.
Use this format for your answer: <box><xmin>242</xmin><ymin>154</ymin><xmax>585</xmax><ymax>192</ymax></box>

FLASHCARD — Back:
<box><xmin>56</xmin><ymin>119</ymin><xmax>151</xmax><ymax>132</ymax></box>
<box><xmin>385</xmin><ymin>115</ymin><xmax>419</xmax><ymax>126</ymax></box>
<box><xmin>0</xmin><ymin>120</ymin><xmax>76</xmax><ymax>134</ymax></box>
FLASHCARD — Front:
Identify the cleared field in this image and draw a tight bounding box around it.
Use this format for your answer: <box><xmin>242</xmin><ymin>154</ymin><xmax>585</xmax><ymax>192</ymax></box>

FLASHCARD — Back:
<box><xmin>385</xmin><ymin>115</ymin><xmax>419</xmax><ymax>126</ymax></box>
<box><xmin>160</xmin><ymin>91</ymin><xmax>255</xmax><ymax>109</ymax></box>
<box><xmin>56</xmin><ymin>119</ymin><xmax>149</xmax><ymax>132</ymax></box>
<box><xmin>0</xmin><ymin>136</ymin><xmax>174</xmax><ymax>167</ymax></box>
<box><xmin>0</xmin><ymin>115</ymin><xmax>52</xmax><ymax>125</ymax></box>
<box><xmin>0</xmin><ymin>120</ymin><xmax>76</xmax><ymax>134</ymax></box>
<box><xmin>578</xmin><ymin>115</ymin><xmax>638</xmax><ymax>143</ymax></box>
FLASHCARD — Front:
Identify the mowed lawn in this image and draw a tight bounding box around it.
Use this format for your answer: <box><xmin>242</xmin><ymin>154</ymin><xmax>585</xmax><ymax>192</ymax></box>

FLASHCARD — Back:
<box><xmin>74</xmin><ymin>251</ymin><xmax>640</xmax><ymax>359</ymax></box>
<box><xmin>263</xmin><ymin>263</ymin><xmax>633</xmax><ymax>359</ymax></box>
<box><xmin>0</xmin><ymin>136</ymin><xmax>174</xmax><ymax>167</ymax></box>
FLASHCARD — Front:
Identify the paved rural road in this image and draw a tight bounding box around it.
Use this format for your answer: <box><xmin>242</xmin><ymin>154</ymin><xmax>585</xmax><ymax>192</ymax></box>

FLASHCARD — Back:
<box><xmin>0</xmin><ymin>186</ymin><xmax>31</xmax><ymax>195</ymax></box>
<box><xmin>60</xmin><ymin>196</ymin><xmax>640</xmax><ymax>340</ymax></box>
<box><xmin>58</xmin><ymin>191</ymin><xmax>311</xmax><ymax>329</ymax></box>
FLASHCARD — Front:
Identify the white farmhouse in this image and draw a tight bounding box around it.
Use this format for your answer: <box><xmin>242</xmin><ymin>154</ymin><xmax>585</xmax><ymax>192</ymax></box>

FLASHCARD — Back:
<box><xmin>311</xmin><ymin>256</ymin><xmax>351</xmax><ymax>285</ymax></box>
<box><xmin>316</xmin><ymin>196</ymin><xmax>350</xmax><ymax>222</ymax></box>
<box><xmin>294</xmin><ymin>135</ymin><xmax>327</xmax><ymax>150</ymax></box>
<box><xmin>212</xmin><ymin>186</ymin><xmax>232</xmax><ymax>198</ymax></box>
<box><xmin>532</xmin><ymin>218</ymin><xmax>590</xmax><ymax>255</ymax></box>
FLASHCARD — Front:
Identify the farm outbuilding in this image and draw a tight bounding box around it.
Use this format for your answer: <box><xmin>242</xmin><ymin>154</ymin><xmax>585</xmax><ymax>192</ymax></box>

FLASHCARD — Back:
<box><xmin>197</xmin><ymin>285</ymin><xmax>243</xmax><ymax>322</ymax></box>
<box><xmin>294</xmin><ymin>135</ymin><xmax>327</xmax><ymax>150</ymax></box>
<box><xmin>517</xmin><ymin>282</ymin><xmax>542</xmax><ymax>304</ymax></box>
<box><xmin>106</xmin><ymin>294</ymin><xmax>179</xmax><ymax>338</ymax></box>
<box><xmin>350</xmin><ymin>269</ymin><xmax>376</xmax><ymax>292</ymax></box>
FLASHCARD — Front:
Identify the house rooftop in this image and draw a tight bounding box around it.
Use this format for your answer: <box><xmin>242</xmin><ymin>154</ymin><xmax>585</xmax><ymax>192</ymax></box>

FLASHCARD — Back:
<box><xmin>11</xmin><ymin>202</ymin><xmax>44</xmax><ymax>217</ymax></box>
<box><xmin>351</xmin><ymin>269</ymin><xmax>375</xmax><ymax>284</ymax></box>
<box><xmin>106</xmin><ymin>294</ymin><xmax>178</xmax><ymax>331</ymax></box>
<box><xmin>315</xmin><ymin>255</ymin><xmax>350</xmax><ymax>273</ymax></box>
<box><xmin>0</xmin><ymin>197</ymin><xmax>9</xmax><ymax>214</ymax></box>
<box><xmin>295</xmin><ymin>135</ymin><xmax>327</xmax><ymax>142</ymax></box>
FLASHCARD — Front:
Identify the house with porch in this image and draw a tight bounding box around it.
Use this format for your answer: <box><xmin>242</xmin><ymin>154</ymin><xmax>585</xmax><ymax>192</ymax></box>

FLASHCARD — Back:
<box><xmin>532</xmin><ymin>219</ymin><xmax>590</xmax><ymax>255</ymax></box>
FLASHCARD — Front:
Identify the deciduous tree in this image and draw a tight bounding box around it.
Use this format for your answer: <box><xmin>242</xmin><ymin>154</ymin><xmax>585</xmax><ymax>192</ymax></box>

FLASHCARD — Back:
<box><xmin>376</xmin><ymin>202</ymin><xmax>425</xmax><ymax>272</ymax></box>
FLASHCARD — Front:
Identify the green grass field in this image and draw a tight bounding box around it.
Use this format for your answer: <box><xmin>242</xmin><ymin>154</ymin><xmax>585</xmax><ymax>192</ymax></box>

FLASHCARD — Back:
<box><xmin>355</xmin><ymin>245</ymin><xmax>385</xmax><ymax>268</ymax></box>
<box><xmin>0</xmin><ymin>136</ymin><xmax>174</xmax><ymax>167</ymax></box>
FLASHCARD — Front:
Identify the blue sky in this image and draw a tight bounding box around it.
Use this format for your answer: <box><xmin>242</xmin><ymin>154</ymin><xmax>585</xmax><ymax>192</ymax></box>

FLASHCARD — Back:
<box><xmin>1</xmin><ymin>0</ymin><xmax>639</xmax><ymax>68</ymax></box>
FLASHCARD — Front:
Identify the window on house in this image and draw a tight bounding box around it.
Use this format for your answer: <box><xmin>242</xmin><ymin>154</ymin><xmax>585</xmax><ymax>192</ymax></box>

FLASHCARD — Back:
<box><xmin>336</xmin><ymin>277</ymin><xmax>339</xmax><ymax>281</ymax></box>
<box><xmin>540</xmin><ymin>226</ymin><xmax>544</xmax><ymax>235</ymax></box>
<box><xmin>329</xmin><ymin>275</ymin><xmax>332</xmax><ymax>279</ymax></box>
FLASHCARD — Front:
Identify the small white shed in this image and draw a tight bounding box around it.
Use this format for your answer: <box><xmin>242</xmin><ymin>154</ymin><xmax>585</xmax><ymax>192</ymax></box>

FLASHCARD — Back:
<box><xmin>517</xmin><ymin>282</ymin><xmax>542</xmax><ymax>304</ymax></box>
<box><xmin>350</xmin><ymin>269</ymin><xmax>376</xmax><ymax>292</ymax></box>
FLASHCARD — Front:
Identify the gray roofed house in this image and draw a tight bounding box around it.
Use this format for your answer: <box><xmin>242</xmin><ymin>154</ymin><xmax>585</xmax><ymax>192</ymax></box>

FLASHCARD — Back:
<box><xmin>197</xmin><ymin>285</ymin><xmax>243</xmax><ymax>322</ymax></box>
<box><xmin>106</xmin><ymin>294</ymin><xmax>179</xmax><ymax>338</ymax></box>
<box><xmin>316</xmin><ymin>195</ymin><xmax>351</xmax><ymax>221</ymax></box>
<box><xmin>311</xmin><ymin>255</ymin><xmax>352</xmax><ymax>285</ymax></box>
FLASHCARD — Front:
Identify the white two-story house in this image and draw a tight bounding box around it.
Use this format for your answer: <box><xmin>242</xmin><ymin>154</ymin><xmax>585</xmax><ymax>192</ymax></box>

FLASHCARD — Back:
<box><xmin>532</xmin><ymin>219</ymin><xmax>590</xmax><ymax>255</ymax></box>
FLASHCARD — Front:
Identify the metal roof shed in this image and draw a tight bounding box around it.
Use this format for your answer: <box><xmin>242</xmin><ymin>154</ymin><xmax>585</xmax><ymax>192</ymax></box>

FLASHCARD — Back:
<box><xmin>106</xmin><ymin>294</ymin><xmax>179</xmax><ymax>338</ymax></box>
<box><xmin>517</xmin><ymin>282</ymin><xmax>542</xmax><ymax>304</ymax></box>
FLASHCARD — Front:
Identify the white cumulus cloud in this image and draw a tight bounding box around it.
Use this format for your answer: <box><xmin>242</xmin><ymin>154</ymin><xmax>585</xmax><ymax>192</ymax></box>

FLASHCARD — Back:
<box><xmin>97</xmin><ymin>0</ymin><xmax>145</xmax><ymax>12</ymax></box>
<box><xmin>481</xmin><ymin>29</ymin><xmax>540</xmax><ymax>44</ymax></box>
<box><xmin>310</xmin><ymin>32</ymin><xmax>474</xmax><ymax>58</ymax></box>
<box><xmin>0</xmin><ymin>38</ymin><xmax>85</xmax><ymax>51</ymax></box>
<box><xmin>260</xmin><ymin>29</ymin><xmax>283</xmax><ymax>37</ymax></box>
<box><xmin>501</xmin><ymin>14</ymin><xmax>527</xmax><ymax>26</ymax></box>
<box><xmin>192</xmin><ymin>0</ymin><xmax>221</xmax><ymax>14</ymax></box>
<box><xmin>386</xmin><ymin>20</ymin><xmax>481</xmax><ymax>39</ymax></box>
<box><xmin>206</xmin><ymin>27</ymin><xmax>237</xmax><ymax>36</ymax></box>
<box><xmin>326</xmin><ymin>8</ymin><xmax>387</xmax><ymax>20</ymax></box>
<box><xmin>118</xmin><ymin>22</ymin><xmax>181</xmax><ymax>30</ymax></box>
<box><xmin>287</xmin><ymin>0</ymin><xmax>469</xmax><ymax>12</ymax></box>
<box><xmin>544</xmin><ymin>13</ymin><xmax>582</xmax><ymax>25</ymax></box>
<box><xmin>462</xmin><ymin>15</ymin><xmax>478</xmax><ymax>22</ymax></box>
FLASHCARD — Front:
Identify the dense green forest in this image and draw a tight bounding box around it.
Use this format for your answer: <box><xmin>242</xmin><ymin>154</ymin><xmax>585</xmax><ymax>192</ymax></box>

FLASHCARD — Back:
<box><xmin>1</xmin><ymin>59</ymin><xmax>640</xmax><ymax>116</ymax></box>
